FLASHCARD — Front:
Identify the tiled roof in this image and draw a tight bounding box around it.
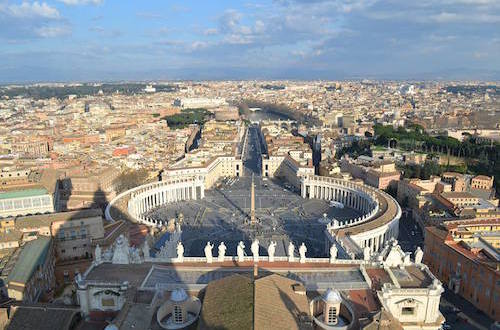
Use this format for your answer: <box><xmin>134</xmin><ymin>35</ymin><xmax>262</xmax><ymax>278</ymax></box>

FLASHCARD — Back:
<box><xmin>2</xmin><ymin>304</ymin><xmax>80</xmax><ymax>330</ymax></box>
<box><xmin>254</xmin><ymin>274</ymin><xmax>312</xmax><ymax>330</ymax></box>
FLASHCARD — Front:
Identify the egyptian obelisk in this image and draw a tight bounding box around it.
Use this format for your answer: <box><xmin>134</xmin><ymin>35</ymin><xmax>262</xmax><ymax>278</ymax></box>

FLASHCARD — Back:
<box><xmin>250</xmin><ymin>173</ymin><xmax>256</xmax><ymax>224</ymax></box>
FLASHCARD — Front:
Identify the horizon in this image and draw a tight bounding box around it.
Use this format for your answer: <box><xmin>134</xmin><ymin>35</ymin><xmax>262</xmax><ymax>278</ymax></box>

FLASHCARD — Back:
<box><xmin>1</xmin><ymin>0</ymin><xmax>500</xmax><ymax>83</ymax></box>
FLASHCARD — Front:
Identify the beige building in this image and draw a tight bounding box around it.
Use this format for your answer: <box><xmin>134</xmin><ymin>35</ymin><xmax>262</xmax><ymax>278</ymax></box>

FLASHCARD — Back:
<box><xmin>441</xmin><ymin>172</ymin><xmax>466</xmax><ymax>192</ymax></box>
<box><xmin>471</xmin><ymin>175</ymin><xmax>494</xmax><ymax>190</ymax></box>
<box><xmin>6</xmin><ymin>237</ymin><xmax>55</xmax><ymax>303</ymax></box>
<box><xmin>341</xmin><ymin>156</ymin><xmax>401</xmax><ymax>190</ymax></box>
<box><xmin>0</xmin><ymin>209</ymin><xmax>104</xmax><ymax>261</ymax></box>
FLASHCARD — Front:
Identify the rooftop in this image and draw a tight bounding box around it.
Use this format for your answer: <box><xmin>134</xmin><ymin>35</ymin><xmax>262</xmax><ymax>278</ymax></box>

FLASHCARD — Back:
<box><xmin>7</xmin><ymin>237</ymin><xmax>51</xmax><ymax>285</ymax></box>
<box><xmin>0</xmin><ymin>188</ymin><xmax>49</xmax><ymax>200</ymax></box>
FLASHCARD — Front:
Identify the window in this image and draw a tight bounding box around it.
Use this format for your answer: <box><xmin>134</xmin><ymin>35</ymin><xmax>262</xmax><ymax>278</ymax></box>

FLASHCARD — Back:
<box><xmin>173</xmin><ymin>305</ymin><xmax>183</xmax><ymax>323</ymax></box>
<box><xmin>402</xmin><ymin>307</ymin><xmax>415</xmax><ymax>315</ymax></box>
<box><xmin>327</xmin><ymin>306</ymin><xmax>337</xmax><ymax>324</ymax></box>
<box><xmin>63</xmin><ymin>271</ymin><xmax>70</xmax><ymax>283</ymax></box>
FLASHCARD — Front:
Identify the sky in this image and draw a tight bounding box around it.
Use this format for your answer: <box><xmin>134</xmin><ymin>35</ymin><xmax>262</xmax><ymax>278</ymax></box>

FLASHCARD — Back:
<box><xmin>0</xmin><ymin>0</ymin><xmax>499</xmax><ymax>83</ymax></box>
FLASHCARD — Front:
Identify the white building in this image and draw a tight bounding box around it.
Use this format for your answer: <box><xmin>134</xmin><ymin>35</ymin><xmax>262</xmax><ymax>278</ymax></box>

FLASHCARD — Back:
<box><xmin>0</xmin><ymin>188</ymin><xmax>54</xmax><ymax>218</ymax></box>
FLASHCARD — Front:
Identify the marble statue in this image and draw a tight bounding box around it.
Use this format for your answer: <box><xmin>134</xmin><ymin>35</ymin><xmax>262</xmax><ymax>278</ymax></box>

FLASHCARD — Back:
<box><xmin>112</xmin><ymin>235</ymin><xmax>130</xmax><ymax>264</ymax></box>
<box><xmin>268</xmin><ymin>241</ymin><xmax>277</xmax><ymax>262</ymax></box>
<box><xmin>403</xmin><ymin>252</ymin><xmax>411</xmax><ymax>265</ymax></box>
<box><xmin>218</xmin><ymin>242</ymin><xmax>227</xmax><ymax>262</ymax></box>
<box><xmin>142</xmin><ymin>240</ymin><xmax>150</xmax><ymax>259</ymax></box>
<box><xmin>129</xmin><ymin>247</ymin><xmax>141</xmax><ymax>264</ymax></box>
<box><xmin>94</xmin><ymin>244</ymin><xmax>101</xmax><ymax>264</ymax></box>
<box><xmin>299</xmin><ymin>243</ymin><xmax>307</xmax><ymax>263</ymax></box>
<box><xmin>414</xmin><ymin>246</ymin><xmax>424</xmax><ymax>264</ymax></box>
<box><xmin>176</xmin><ymin>242</ymin><xmax>184</xmax><ymax>262</ymax></box>
<box><xmin>205</xmin><ymin>241</ymin><xmax>214</xmax><ymax>263</ymax></box>
<box><xmin>103</xmin><ymin>248</ymin><xmax>113</xmax><ymax>262</ymax></box>
<box><xmin>237</xmin><ymin>241</ymin><xmax>245</xmax><ymax>262</ymax></box>
<box><xmin>329</xmin><ymin>244</ymin><xmax>338</xmax><ymax>263</ymax></box>
<box><xmin>251</xmin><ymin>239</ymin><xmax>260</xmax><ymax>262</ymax></box>
<box><xmin>288</xmin><ymin>241</ymin><xmax>295</xmax><ymax>262</ymax></box>
<box><xmin>363</xmin><ymin>246</ymin><xmax>371</xmax><ymax>261</ymax></box>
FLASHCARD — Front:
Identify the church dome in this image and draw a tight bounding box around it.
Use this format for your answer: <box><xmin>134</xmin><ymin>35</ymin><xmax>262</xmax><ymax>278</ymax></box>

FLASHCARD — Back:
<box><xmin>170</xmin><ymin>288</ymin><xmax>188</xmax><ymax>302</ymax></box>
<box><xmin>323</xmin><ymin>288</ymin><xmax>341</xmax><ymax>303</ymax></box>
<box><xmin>104</xmin><ymin>324</ymin><xmax>118</xmax><ymax>330</ymax></box>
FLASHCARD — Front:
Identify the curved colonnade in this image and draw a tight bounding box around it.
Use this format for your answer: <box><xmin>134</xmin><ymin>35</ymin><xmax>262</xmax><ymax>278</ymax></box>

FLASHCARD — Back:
<box><xmin>302</xmin><ymin>176</ymin><xmax>401</xmax><ymax>254</ymax></box>
<box><xmin>105</xmin><ymin>176</ymin><xmax>205</xmax><ymax>227</ymax></box>
<box><xmin>106</xmin><ymin>174</ymin><xmax>401</xmax><ymax>255</ymax></box>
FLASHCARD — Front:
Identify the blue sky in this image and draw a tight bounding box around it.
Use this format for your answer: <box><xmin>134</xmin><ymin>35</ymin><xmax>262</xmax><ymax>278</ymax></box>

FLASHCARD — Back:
<box><xmin>0</xmin><ymin>0</ymin><xmax>499</xmax><ymax>82</ymax></box>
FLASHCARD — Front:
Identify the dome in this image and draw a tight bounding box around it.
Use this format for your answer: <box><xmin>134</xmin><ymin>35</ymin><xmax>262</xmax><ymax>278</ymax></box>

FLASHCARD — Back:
<box><xmin>170</xmin><ymin>288</ymin><xmax>188</xmax><ymax>302</ymax></box>
<box><xmin>323</xmin><ymin>288</ymin><xmax>341</xmax><ymax>303</ymax></box>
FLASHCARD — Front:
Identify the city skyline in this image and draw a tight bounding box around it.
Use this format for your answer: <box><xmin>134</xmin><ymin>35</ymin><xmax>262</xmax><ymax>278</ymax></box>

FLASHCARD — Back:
<box><xmin>1</xmin><ymin>0</ymin><xmax>500</xmax><ymax>83</ymax></box>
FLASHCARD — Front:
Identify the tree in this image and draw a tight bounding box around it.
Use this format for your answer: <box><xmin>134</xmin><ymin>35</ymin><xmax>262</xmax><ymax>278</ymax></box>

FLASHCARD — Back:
<box><xmin>114</xmin><ymin>169</ymin><xmax>150</xmax><ymax>193</ymax></box>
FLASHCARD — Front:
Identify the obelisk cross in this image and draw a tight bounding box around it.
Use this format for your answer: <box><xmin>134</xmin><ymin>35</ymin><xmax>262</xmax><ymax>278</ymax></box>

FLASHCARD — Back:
<box><xmin>250</xmin><ymin>173</ymin><xmax>256</xmax><ymax>224</ymax></box>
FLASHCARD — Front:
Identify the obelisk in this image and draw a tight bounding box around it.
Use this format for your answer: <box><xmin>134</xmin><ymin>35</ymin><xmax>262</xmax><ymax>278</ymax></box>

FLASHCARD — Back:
<box><xmin>250</xmin><ymin>173</ymin><xmax>256</xmax><ymax>224</ymax></box>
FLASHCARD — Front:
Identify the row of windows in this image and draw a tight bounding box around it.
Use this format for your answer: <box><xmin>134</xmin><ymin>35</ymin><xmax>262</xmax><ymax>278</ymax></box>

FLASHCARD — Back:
<box><xmin>0</xmin><ymin>196</ymin><xmax>51</xmax><ymax>211</ymax></box>
<box><xmin>58</xmin><ymin>228</ymin><xmax>87</xmax><ymax>240</ymax></box>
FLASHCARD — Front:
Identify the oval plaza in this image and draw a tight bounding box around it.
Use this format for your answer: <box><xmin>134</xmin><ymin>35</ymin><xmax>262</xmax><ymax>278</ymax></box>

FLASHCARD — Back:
<box><xmin>92</xmin><ymin>121</ymin><xmax>445</xmax><ymax>330</ymax></box>
<box><xmin>106</xmin><ymin>123</ymin><xmax>401</xmax><ymax>259</ymax></box>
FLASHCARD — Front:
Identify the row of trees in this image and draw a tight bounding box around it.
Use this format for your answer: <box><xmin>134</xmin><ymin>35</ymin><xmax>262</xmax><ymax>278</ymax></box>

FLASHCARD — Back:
<box><xmin>374</xmin><ymin>124</ymin><xmax>499</xmax><ymax>194</ymax></box>
<box><xmin>162</xmin><ymin>108</ymin><xmax>212</xmax><ymax>129</ymax></box>
<box><xmin>237</xmin><ymin>99</ymin><xmax>322</xmax><ymax>127</ymax></box>
<box><xmin>114</xmin><ymin>169</ymin><xmax>150</xmax><ymax>194</ymax></box>
<box><xmin>0</xmin><ymin>83</ymin><xmax>178</xmax><ymax>99</ymax></box>
<box><xmin>374</xmin><ymin>124</ymin><xmax>500</xmax><ymax>162</ymax></box>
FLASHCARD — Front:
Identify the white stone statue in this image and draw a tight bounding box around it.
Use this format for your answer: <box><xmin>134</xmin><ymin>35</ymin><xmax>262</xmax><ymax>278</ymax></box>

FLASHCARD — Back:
<box><xmin>329</xmin><ymin>244</ymin><xmax>338</xmax><ymax>263</ymax></box>
<box><xmin>94</xmin><ymin>244</ymin><xmax>101</xmax><ymax>264</ymax></box>
<box><xmin>176</xmin><ymin>242</ymin><xmax>184</xmax><ymax>262</ymax></box>
<box><xmin>237</xmin><ymin>241</ymin><xmax>245</xmax><ymax>262</ymax></box>
<box><xmin>251</xmin><ymin>239</ymin><xmax>260</xmax><ymax>262</ymax></box>
<box><xmin>403</xmin><ymin>252</ymin><xmax>411</xmax><ymax>265</ymax></box>
<box><xmin>268</xmin><ymin>241</ymin><xmax>277</xmax><ymax>262</ymax></box>
<box><xmin>129</xmin><ymin>247</ymin><xmax>141</xmax><ymax>264</ymax></box>
<box><xmin>288</xmin><ymin>241</ymin><xmax>295</xmax><ymax>262</ymax></box>
<box><xmin>363</xmin><ymin>246</ymin><xmax>371</xmax><ymax>261</ymax></box>
<box><xmin>204</xmin><ymin>241</ymin><xmax>214</xmax><ymax>263</ymax></box>
<box><xmin>112</xmin><ymin>235</ymin><xmax>130</xmax><ymax>264</ymax></box>
<box><xmin>218</xmin><ymin>242</ymin><xmax>227</xmax><ymax>262</ymax></box>
<box><xmin>299</xmin><ymin>243</ymin><xmax>307</xmax><ymax>263</ymax></box>
<box><xmin>142</xmin><ymin>240</ymin><xmax>150</xmax><ymax>259</ymax></box>
<box><xmin>414</xmin><ymin>246</ymin><xmax>424</xmax><ymax>264</ymax></box>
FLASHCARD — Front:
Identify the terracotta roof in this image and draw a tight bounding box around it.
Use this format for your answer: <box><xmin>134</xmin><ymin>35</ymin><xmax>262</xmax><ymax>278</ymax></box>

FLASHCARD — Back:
<box><xmin>254</xmin><ymin>274</ymin><xmax>312</xmax><ymax>330</ymax></box>
<box><xmin>197</xmin><ymin>273</ymin><xmax>313</xmax><ymax>330</ymax></box>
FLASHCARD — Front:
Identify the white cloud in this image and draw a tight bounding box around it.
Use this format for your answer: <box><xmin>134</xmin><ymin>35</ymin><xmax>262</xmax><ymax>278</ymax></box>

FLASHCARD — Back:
<box><xmin>0</xmin><ymin>1</ymin><xmax>70</xmax><ymax>40</ymax></box>
<box><xmin>57</xmin><ymin>0</ymin><xmax>103</xmax><ymax>5</ymax></box>
<box><xmin>35</xmin><ymin>25</ymin><xmax>70</xmax><ymax>37</ymax></box>
<box><xmin>3</xmin><ymin>1</ymin><xmax>60</xmax><ymax>19</ymax></box>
